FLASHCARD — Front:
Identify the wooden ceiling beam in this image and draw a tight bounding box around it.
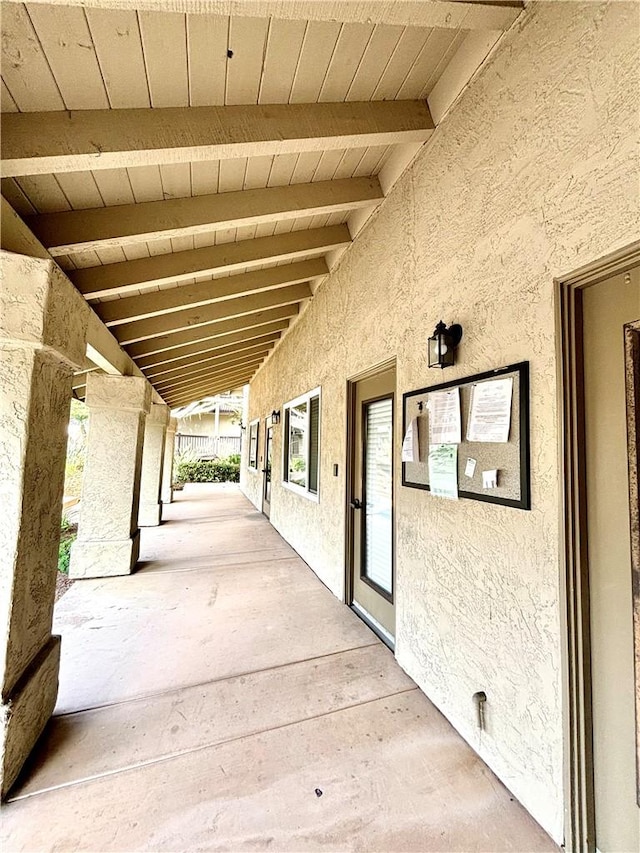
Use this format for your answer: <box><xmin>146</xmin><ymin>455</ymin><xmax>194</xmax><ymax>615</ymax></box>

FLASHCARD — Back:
<box><xmin>161</xmin><ymin>361</ymin><xmax>261</xmax><ymax>398</ymax></box>
<box><xmin>143</xmin><ymin>333</ymin><xmax>282</xmax><ymax>380</ymax></box>
<box><xmin>154</xmin><ymin>354</ymin><xmax>270</xmax><ymax>395</ymax></box>
<box><xmin>116</xmin><ymin>282</ymin><xmax>311</xmax><ymax>345</ymax></box>
<box><xmin>134</xmin><ymin>318</ymin><xmax>289</xmax><ymax>370</ymax></box>
<box><xmin>126</xmin><ymin>304</ymin><xmax>299</xmax><ymax>360</ymax></box>
<box><xmin>72</xmin><ymin>225</ymin><xmax>350</xmax><ymax>299</ymax></box>
<box><xmin>1</xmin><ymin>1</ymin><xmax>523</xmax><ymax>32</ymax></box>
<box><xmin>2</xmin><ymin>101</ymin><xmax>434</xmax><ymax>177</ymax></box>
<box><xmin>27</xmin><ymin>177</ymin><xmax>381</xmax><ymax>256</ymax></box>
<box><xmin>166</xmin><ymin>376</ymin><xmax>256</xmax><ymax>409</ymax></box>
<box><xmin>97</xmin><ymin>258</ymin><xmax>326</xmax><ymax>327</ymax></box>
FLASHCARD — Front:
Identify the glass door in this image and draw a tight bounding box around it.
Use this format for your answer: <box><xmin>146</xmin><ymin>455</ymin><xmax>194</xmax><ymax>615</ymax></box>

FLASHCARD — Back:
<box><xmin>262</xmin><ymin>422</ymin><xmax>273</xmax><ymax>518</ymax></box>
<box><xmin>349</xmin><ymin>367</ymin><xmax>396</xmax><ymax>645</ymax></box>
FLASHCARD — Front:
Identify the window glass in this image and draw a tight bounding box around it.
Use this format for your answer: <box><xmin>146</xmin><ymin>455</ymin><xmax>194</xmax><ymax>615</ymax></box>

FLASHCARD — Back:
<box><xmin>309</xmin><ymin>395</ymin><xmax>320</xmax><ymax>494</ymax></box>
<box><xmin>288</xmin><ymin>401</ymin><xmax>307</xmax><ymax>487</ymax></box>
<box><xmin>282</xmin><ymin>389</ymin><xmax>321</xmax><ymax>498</ymax></box>
<box><xmin>248</xmin><ymin>421</ymin><xmax>259</xmax><ymax>468</ymax></box>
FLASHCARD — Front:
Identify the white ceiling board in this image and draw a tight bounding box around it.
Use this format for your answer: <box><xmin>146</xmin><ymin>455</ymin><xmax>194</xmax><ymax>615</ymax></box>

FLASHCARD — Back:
<box><xmin>396</xmin><ymin>28</ymin><xmax>457</xmax><ymax>100</ymax></box>
<box><xmin>372</xmin><ymin>26</ymin><xmax>431</xmax><ymax>100</ymax></box>
<box><xmin>16</xmin><ymin>174</ymin><xmax>70</xmax><ymax>212</ymax></box>
<box><xmin>318</xmin><ymin>22</ymin><xmax>374</xmax><ymax>103</ymax></box>
<box><xmin>71</xmin><ymin>249</ymin><xmax>101</xmax><ymax>267</ymax></box>
<box><xmin>169</xmin><ymin>235</ymin><xmax>194</xmax><ymax>254</ymax></box>
<box><xmin>243</xmin><ymin>155</ymin><xmax>272</xmax><ymax>189</ymax></box>
<box><xmin>290</xmin><ymin>151</ymin><xmax>323</xmax><ymax>185</ymax></box>
<box><xmin>160</xmin><ymin>163</ymin><xmax>192</xmax><ymax>200</ymax></box>
<box><xmin>139</xmin><ymin>10</ymin><xmax>188</xmax><ymax>107</ymax></box>
<box><xmin>191</xmin><ymin>161</ymin><xmax>220</xmax><ymax>196</ymax></box>
<box><xmin>54</xmin><ymin>171</ymin><xmax>104</xmax><ymax>209</ymax></box>
<box><xmin>86</xmin><ymin>8</ymin><xmax>150</xmax><ymax>108</ymax></box>
<box><xmin>1</xmin><ymin>80</ymin><xmax>18</xmax><ymax>111</ymax></box>
<box><xmin>123</xmin><ymin>242</ymin><xmax>151</xmax><ymax>261</ymax></box>
<box><xmin>148</xmin><ymin>237</ymin><xmax>174</xmax><ymax>256</ymax></box>
<box><xmin>93</xmin><ymin>168</ymin><xmax>135</xmax><ymax>205</ymax></box>
<box><xmin>127</xmin><ymin>164</ymin><xmax>164</xmax><ymax>202</ymax></box>
<box><xmin>332</xmin><ymin>148</ymin><xmax>367</xmax><ymax>180</ymax></box>
<box><xmin>422</xmin><ymin>28</ymin><xmax>468</xmax><ymax>96</ymax></box>
<box><xmin>95</xmin><ymin>245</ymin><xmax>127</xmax><ymax>265</ymax></box>
<box><xmin>218</xmin><ymin>158</ymin><xmax>247</xmax><ymax>193</ymax></box>
<box><xmin>187</xmin><ymin>14</ymin><xmax>228</xmax><ymax>106</ymax></box>
<box><xmin>225</xmin><ymin>16</ymin><xmax>268</xmax><ymax>104</ymax></box>
<box><xmin>1</xmin><ymin>3</ymin><xmax>65</xmax><ymax>111</ymax></box>
<box><xmin>258</xmin><ymin>18</ymin><xmax>306</xmax><ymax>104</ymax></box>
<box><xmin>345</xmin><ymin>25</ymin><xmax>403</xmax><ymax>102</ymax></box>
<box><xmin>267</xmin><ymin>153</ymin><xmax>298</xmax><ymax>188</ymax></box>
<box><xmin>289</xmin><ymin>20</ymin><xmax>341</xmax><ymax>104</ymax></box>
<box><xmin>313</xmin><ymin>149</ymin><xmax>345</xmax><ymax>182</ymax></box>
<box><xmin>1</xmin><ymin>177</ymin><xmax>36</xmax><ymax>215</ymax></box>
<box><xmin>27</xmin><ymin>4</ymin><xmax>110</xmax><ymax>110</ymax></box>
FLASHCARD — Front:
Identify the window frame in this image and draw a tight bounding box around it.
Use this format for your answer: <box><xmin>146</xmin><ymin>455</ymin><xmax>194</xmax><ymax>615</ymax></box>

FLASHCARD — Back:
<box><xmin>282</xmin><ymin>387</ymin><xmax>321</xmax><ymax>502</ymax></box>
<box><xmin>247</xmin><ymin>418</ymin><xmax>260</xmax><ymax>470</ymax></box>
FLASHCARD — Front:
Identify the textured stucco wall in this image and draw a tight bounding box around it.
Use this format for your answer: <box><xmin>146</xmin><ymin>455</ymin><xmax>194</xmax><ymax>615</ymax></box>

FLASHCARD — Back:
<box><xmin>240</xmin><ymin>1</ymin><xmax>639</xmax><ymax>841</ymax></box>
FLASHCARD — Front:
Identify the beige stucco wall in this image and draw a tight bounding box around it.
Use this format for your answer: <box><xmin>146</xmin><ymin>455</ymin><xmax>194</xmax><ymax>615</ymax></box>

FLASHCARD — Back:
<box><xmin>240</xmin><ymin>1</ymin><xmax>639</xmax><ymax>843</ymax></box>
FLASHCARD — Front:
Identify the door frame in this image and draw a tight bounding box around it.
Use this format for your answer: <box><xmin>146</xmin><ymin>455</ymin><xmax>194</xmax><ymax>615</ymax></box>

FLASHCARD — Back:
<box><xmin>556</xmin><ymin>240</ymin><xmax>640</xmax><ymax>853</ymax></box>
<box><xmin>344</xmin><ymin>358</ymin><xmax>397</xmax><ymax>616</ymax></box>
<box><xmin>261</xmin><ymin>419</ymin><xmax>273</xmax><ymax>517</ymax></box>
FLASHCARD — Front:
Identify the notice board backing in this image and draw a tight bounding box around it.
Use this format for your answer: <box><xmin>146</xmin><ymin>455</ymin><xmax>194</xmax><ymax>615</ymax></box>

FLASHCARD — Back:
<box><xmin>401</xmin><ymin>361</ymin><xmax>530</xmax><ymax>509</ymax></box>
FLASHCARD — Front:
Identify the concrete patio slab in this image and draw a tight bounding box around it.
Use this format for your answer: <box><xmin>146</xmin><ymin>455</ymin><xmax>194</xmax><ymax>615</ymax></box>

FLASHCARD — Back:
<box><xmin>13</xmin><ymin>643</ymin><xmax>410</xmax><ymax>798</ymax></box>
<box><xmin>1</xmin><ymin>484</ymin><xmax>557</xmax><ymax>852</ymax></box>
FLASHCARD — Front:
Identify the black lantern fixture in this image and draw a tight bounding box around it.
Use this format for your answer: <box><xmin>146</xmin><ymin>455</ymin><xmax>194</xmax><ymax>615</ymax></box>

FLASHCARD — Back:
<box><xmin>271</xmin><ymin>409</ymin><xmax>281</xmax><ymax>425</ymax></box>
<box><xmin>428</xmin><ymin>321</ymin><xmax>463</xmax><ymax>369</ymax></box>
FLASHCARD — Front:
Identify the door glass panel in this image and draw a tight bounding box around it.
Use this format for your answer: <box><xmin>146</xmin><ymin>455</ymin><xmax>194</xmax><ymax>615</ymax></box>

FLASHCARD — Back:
<box><xmin>265</xmin><ymin>427</ymin><xmax>272</xmax><ymax>502</ymax></box>
<box><xmin>363</xmin><ymin>397</ymin><xmax>393</xmax><ymax>594</ymax></box>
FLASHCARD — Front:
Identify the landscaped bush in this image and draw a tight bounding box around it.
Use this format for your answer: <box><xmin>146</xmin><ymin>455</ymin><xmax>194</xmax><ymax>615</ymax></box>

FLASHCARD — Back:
<box><xmin>175</xmin><ymin>458</ymin><xmax>240</xmax><ymax>484</ymax></box>
<box><xmin>58</xmin><ymin>515</ymin><xmax>77</xmax><ymax>575</ymax></box>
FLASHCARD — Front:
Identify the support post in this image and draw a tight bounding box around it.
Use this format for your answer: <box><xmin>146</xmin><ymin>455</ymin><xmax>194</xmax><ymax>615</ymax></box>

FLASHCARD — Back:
<box><xmin>161</xmin><ymin>417</ymin><xmax>178</xmax><ymax>506</ymax></box>
<box><xmin>69</xmin><ymin>374</ymin><xmax>151</xmax><ymax>578</ymax></box>
<box><xmin>214</xmin><ymin>400</ymin><xmax>220</xmax><ymax>457</ymax></box>
<box><xmin>139</xmin><ymin>403</ymin><xmax>170</xmax><ymax>527</ymax></box>
<box><xmin>0</xmin><ymin>251</ymin><xmax>89</xmax><ymax>798</ymax></box>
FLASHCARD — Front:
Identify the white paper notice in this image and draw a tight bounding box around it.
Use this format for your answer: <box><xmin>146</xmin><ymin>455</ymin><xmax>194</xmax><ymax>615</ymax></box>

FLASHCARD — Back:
<box><xmin>464</xmin><ymin>457</ymin><xmax>477</xmax><ymax>478</ymax></box>
<box><xmin>428</xmin><ymin>388</ymin><xmax>461</xmax><ymax>445</ymax></box>
<box><xmin>482</xmin><ymin>469</ymin><xmax>498</xmax><ymax>489</ymax></box>
<box><xmin>428</xmin><ymin>444</ymin><xmax>458</xmax><ymax>500</ymax></box>
<box><xmin>467</xmin><ymin>377</ymin><xmax>514</xmax><ymax>443</ymax></box>
<box><xmin>402</xmin><ymin>417</ymin><xmax>420</xmax><ymax>462</ymax></box>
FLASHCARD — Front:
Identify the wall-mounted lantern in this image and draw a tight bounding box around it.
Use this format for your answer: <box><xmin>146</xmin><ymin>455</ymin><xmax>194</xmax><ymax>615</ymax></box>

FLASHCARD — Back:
<box><xmin>270</xmin><ymin>409</ymin><xmax>281</xmax><ymax>425</ymax></box>
<box><xmin>428</xmin><ymin>321</ymin><xmax>463</xmax><ymax>369</ymax></box>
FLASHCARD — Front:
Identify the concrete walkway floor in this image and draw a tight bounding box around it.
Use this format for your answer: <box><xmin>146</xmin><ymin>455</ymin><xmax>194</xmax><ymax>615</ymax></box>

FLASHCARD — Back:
<box><xmin>2</xmin><ymin>484</ymin><xmax>556</xmax><ymax>852</ymax></box>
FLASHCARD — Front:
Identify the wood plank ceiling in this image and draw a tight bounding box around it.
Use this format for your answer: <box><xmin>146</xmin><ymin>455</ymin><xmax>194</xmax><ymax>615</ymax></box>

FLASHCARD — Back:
<box><xmin>0</xmin><ymin>0</ymin><xmax>522</xmax><ymax>408</ymax></box>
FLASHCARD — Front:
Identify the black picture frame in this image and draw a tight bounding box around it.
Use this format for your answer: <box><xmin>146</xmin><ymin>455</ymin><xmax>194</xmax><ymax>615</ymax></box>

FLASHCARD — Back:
<box><xmin>401</xmin><ymin>361</ymin><xmax>531</xmax><ymax>510</ymax></box>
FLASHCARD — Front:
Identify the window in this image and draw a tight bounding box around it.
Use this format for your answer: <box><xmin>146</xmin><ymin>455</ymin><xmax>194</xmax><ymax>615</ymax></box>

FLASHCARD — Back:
<box><xmin>283</xmin><ymin>388</ymin><xmax>321</xmax><ymax>498</ymax></box>
<box><xmin>248</xmin><ymin>419</ymin><xmax>259</xmax><ymax>469</ymax></box>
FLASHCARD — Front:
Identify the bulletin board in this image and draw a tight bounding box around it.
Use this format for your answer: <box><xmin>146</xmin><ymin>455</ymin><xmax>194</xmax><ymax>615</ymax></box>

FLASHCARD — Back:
<box><xmin>401</xmin><ymin>361</ymin><xmax>530</xmax><ymax>509</ymax></box>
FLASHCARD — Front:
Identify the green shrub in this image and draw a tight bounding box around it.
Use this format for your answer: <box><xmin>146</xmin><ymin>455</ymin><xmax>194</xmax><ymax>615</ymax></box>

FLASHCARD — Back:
<box><xmin>175</xmin><ymin>459</ymin><xmax>240</xmax><ymax>484</ymax></box>
<box><xmin>227</xmin><ymin>453</ymin><xmax>241</xmax><ymax>465</ymax></box>
<box><xmin>58</xmin><ymin>534</ymin><xmax>76</xmax><ymax>575</ymax></box>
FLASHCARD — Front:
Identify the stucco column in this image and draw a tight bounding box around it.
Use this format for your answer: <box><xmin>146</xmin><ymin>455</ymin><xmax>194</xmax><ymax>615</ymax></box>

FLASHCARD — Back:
<box><xmin>69</xmin><ymin>374</ymin><xmax>151</xmax><ymax>579</ymax></box>
<box><xmin>0</xmin><ymin>251</ymin><xmax>89</xmax><ymax>798</ymax></box>
<box><xmin>139</xmin><ymin>403</ymin><xmax>169</xmax><ymax>527</ymax></box>
<box><xmin>161</xmin><ymin>417</ymin><xmax>178</xmax><ymax>506</ymax></box>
